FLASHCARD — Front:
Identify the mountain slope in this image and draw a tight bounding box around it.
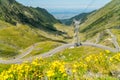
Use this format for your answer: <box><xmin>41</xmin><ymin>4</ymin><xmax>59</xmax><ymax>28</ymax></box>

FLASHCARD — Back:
<box><xmin>0</xmin><ymin>0</ymin><xmax>69</xmax><ymax>58</ymax></box>
<box><xmin>0</xmin><ymin>0</ymin><xmax>59</xmax><ymax>30</ymax></box>
<box><xmin>0</xmin><ymin>20</ymin><xmax>67</xmax><ymax>58</ymax></box>
<box><xmin>80</xmin><ymin>0</ymin><xmax>120</xmax><ymax>39</ymax></box>
<box><xmin>60</xmin><ymin>11</ymin><xmax>94</xmax><ymax>25</ymax></box>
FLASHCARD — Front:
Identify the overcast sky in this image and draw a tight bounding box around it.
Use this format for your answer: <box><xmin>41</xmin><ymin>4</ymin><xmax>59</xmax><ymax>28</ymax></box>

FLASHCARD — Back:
<box><xmin>16</xmin><ymin>0</ymin><xmax>111</xmax><ymax>10</ymax></box>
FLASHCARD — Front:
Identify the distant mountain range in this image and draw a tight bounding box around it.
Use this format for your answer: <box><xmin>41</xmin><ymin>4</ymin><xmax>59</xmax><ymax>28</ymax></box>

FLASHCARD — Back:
<box><xmin>49</xmin><ymin>9</ymin><xmax>94</xmax><ymax>19</ymax></box>
<box><xmin>60</xmin><ymin>11</ymin><xmax>95</xmax><ymax>25</ymax></box>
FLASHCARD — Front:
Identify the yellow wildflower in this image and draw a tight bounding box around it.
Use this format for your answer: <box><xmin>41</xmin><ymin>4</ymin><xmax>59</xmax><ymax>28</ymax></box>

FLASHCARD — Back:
<box><xmin>73</xmin><ymin>64</ymin><xmax>78</xmax><ymax>68</ymax></box>
<box><xmin>59</xmin><ymin>65</ymin><xmax>65</xmax><ymax>73</ymax></box>
<box><xmin>105</xmin><ymin>50</ymin><xmax>110</xmax><ymax>54</ymax></box>
<box><xmin>110</xmin><ymin>57</ymin><xmax>113</xmax><ymax>62</ymax></box>
<box><xmin>72</xmin><ymin>69</ymin><xmax>77</xmax><ymax>73</ymax></box>
<box><xmin>63</xmin><ymin>73</ymin><xmax>67</xmax><ymax>77</ymax></box>
<box><xmin>85</xmin><ymin>57</ymin><xmax>90</xmax><ymax>62</ymax></box>
<box><xmin>47</xmin><ymin>70</ymin><xmax>55</xmax><ymax>77</ymax></box>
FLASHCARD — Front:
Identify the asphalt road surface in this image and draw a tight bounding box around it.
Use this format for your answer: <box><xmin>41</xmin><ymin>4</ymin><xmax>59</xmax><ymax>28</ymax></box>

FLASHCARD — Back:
<box><xmin>0</xmin><ymin>42</ymin><xmax>118</xmax><ymax>64</ymax></box>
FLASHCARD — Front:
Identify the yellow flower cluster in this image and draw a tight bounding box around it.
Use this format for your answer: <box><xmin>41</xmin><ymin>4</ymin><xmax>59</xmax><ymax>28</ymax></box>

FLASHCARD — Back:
<box><xmin>0</xmin><ymin>51</ymin><xmax>120</xmax><ymax>80</ymax></box>
<box><xmin>85</xmin><ymin>55</ymin><xmax>93</xmax><ymax>62</ymax></box>
<box><xmin>85</xmin><ymin>52</ymin><xmax>109</xmax><ymax>64</ymax></box>
<box><xmin>46</xmin><ymin>70</ymin><xmax>55</xmax><ymax>77</ymax></box>
<box><xmin>47</xmin><ymin>61</ymin><xmax>66</xmax><ymax>77</ymax></box>
<box><xmin>110</xmin><ymin>53</ymin><xmax>120</xmax><ymax>62</ymax></box>
<box><xmin>0</xmin><ymin>58</ymin><xmax>47</xmax><ymax>80</ymax></box>
<box><xmin>105</xmin><ymin>50</ymin><xmax>110</xmax><ymax>54</ymax></box>
<box><xmin>84</xmin><ymin>51</ymin><xmax>120</xmax><ymax>74</ymax></box>
<box><xmin>71</xmin><ymin>62</ymin><xmax>87</xmax><ymax>74</ymax></box>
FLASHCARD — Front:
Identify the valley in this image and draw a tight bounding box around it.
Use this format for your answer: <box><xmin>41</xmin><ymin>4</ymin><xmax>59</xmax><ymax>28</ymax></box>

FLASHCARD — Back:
<box><xmin>0</xmin><ymin>0</ymin><xmax>120</xmax><ymax>80</ymax></box>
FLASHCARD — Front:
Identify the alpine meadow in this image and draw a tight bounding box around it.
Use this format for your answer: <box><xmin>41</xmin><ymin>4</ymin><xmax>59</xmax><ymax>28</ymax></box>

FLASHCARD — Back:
<box><xmin>0</xmin><ymin>0</ymin><xmax>120</xmax><ymax>80</ymax></box>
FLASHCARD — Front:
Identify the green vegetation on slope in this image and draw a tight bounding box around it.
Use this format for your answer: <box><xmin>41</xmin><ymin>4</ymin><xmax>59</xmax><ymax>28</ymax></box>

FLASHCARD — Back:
<box><xmin>112</xmin><ymin>29</ymin><xmax>120</xmax><ymax>45</ymax></box>
<box><xmin>0</xmin><ymin>43</ymin><xmax>18</xmax><ymax>58</ymax></box>
<box><xmin>80</xmin><ymin>0</ymin><xmax>120</xmax><ymax>40</ymax></box>
<box><xmin>0</xmin><ymin>0</ymin><xmax>59</xmax><ymax>31</ymax></box>
<box><xmin>0</xmin><ymin>0</ymin><xmax>72</xmax><ymax>58</ymax></box>
<box><xmin>47</xmin><ymin>46</ymin><xmax>105</xmax><ymax>62</ymax></box>
<box><xmin>23</xmin><ymin>41</ymin><xmax>62</xmax><ymax>58</ymax></box>
<box><xmin>0</xmin><ymin>0</ymin><xmax>120</xmax><ymax>79</ymax></box>
<box><xmin>54</xmin><ymin>23</ymin><xmax>74</xmax><ymax>42</ymax></box>
<box><xmin>0</xmin><ymin>64</ymin><xmax>10</xmax><ymax>73</ymax></box>
<box><xmin>0</xmin><ymin>24</ymin><xmax>46</xmax><ymax>58</ymax></box>
<box><xmin>0</xmin><ymin>20</ymin><xmax>67</xmax><ymax>58</ymax></box>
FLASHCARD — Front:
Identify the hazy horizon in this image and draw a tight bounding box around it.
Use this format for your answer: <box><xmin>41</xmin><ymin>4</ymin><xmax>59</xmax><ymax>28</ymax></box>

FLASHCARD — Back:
<box><xmin>16</xmin><ymin>0</ymin><xmax>112</xmax><ymax>19</ymax></box>
<box><xmin>49</xmin><ymin>8</ymin><xmax>95</xmax><ymax>19</ymax></box>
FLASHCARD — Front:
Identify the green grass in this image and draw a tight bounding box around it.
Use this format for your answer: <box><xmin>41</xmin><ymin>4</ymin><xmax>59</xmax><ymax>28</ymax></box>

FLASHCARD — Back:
<box><xmin>0</xmin><ymin>25</ymin><xmax>46</xmax><ymax>49</ymax></box>
<box><xmin>0</xmin><ymin>21</ymin><xmax>68</xmax><ymax>58</ymax></box>
<box><xmin>0</xmin><ymin>43</ymin><xmax>18</xmax><ymax>58</ymax></box>
<box><xmin>44</xmin><ymin>47</ymin><xmax>120</xmax><ymax>79</ymax></box>
<box><xmin>0</xmin><ymin>47</ymin><xmax>120</xmax><ymax>80</ymax></box>
<box><xmin>0</xmin><ymin>64</ymin><xmax>10</xmax><ymax>73</ymax></box>
<box><xmin>0</xmin><ymin>20</ymin><xmax>13</xmax><ymax>29</ymax></box>
<box><xmin>95</xmin><ymin>77</ymin><xmax>119</xmax><ymax>80</ymax></box>
<box><xmin>54</xmin><ymin>23</ymin><xmax>73</xmax><ymax>42</ymax></box>
<box><xmin>112</xmin><ymin>29</ymin><xmax>120</xmax><ymax>45</ymax></box>
<box><xmin>80</xmin><ymin>0</ymin><xmax>120</xmax><ymax>40</ymax></box>
<box><xmin>23</xmin><ymin>41</ymin><xmax>62</xmax><ymax>58</ymax></box>
<box><xmin>46</xmin><ymin>46</ymin><xmax>105</xmax><ymax>62</ymax></box>
<box><xmin>0</xmin><ymin>24</ymin><xmax>46</xmax><ymax>57</ymax></box>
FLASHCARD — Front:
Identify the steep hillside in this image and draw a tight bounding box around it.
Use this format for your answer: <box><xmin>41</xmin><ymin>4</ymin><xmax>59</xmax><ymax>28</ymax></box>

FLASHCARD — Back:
<box><xmin>0</xmin><ymin>0</ymin><xmax>71</xmax><ymax>58</ymax></box>
<box><xmin>60</xmin><ymin>11</ymin><xmax>94</xmax><ymax>25</ymax></box>
<box><xmin>0</xmin><ymin>0</ymin><xmax>59</xmax><ymax>31</ymax></box>
<box><xmin>0</xmin><ymin>20</ymin><xmax>67</xmax><ymax>58</ymax></box>
<box><xmin>80</xmin><ymin>0</ymin><xmax>120</xmax><ymax>40</ymax></box>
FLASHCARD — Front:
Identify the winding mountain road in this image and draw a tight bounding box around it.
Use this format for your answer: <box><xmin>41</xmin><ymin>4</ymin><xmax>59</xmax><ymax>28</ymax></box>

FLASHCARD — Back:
<box><xmin>0</xmin><ymin>42</ymin><xmax>118</xmax><ymax>64</ymax></box>
<box><xmin>106</xmin><ymin>29</ymin><xmax>120</xmax><ymax>51</ymax></box>
<box><xmin>7</xmin><ymin>43</ymin><xmax>38</xmax><ymax>60</ymax></box>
